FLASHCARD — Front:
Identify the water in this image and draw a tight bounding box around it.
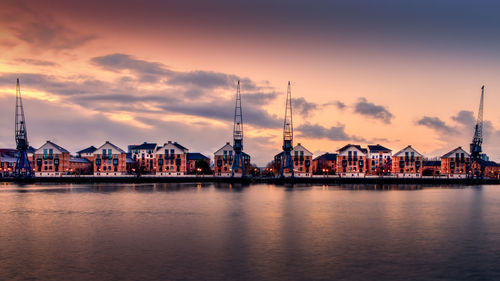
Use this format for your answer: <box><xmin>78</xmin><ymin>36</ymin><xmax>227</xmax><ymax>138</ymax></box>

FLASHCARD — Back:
<box><xmin>1</xmin><ymin>183</ymin><xmax>500</xmax><ymax>281</ymax></box>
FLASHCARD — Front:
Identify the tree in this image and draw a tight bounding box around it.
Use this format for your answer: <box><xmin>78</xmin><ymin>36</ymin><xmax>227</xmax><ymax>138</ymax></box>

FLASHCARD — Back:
<box><xmin>195</xmin><ymin>159</ymin><xmax>212</xmax><ymax>174</ymax></box>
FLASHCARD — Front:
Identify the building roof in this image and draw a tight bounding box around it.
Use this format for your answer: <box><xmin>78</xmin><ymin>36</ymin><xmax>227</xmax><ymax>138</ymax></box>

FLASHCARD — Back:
<box><xmin>368</xmin><ymin>144</ymin><xmax>391</xmax><ymax>153</ymax></box>
<box><xmin>187</xmin><ymin>152</ymin><xmax>210</xmax><ymax>161</ymax></box>
<box><xmin>393</xmin><ymin>145</ymin><xmax>423</xmax><ymax>157</ymax></box>
<box><xmin>479</xmin><ymin>159</ymin><xmax>500</xmax><ymax>167</ymax></box>
<box><xmin>293</xmin><ymin>143</ymin><xmax>313</xmax><ymax>155</ymax></box>
<box><xmin>441</xmin><ymin>147</ymin><xmax>470</xmax><ymax>158</ymax></box>
<box><xmin>172</xmin><ymin>142</ymin><xmax>188</xmax><ymax>151</ymax></box>
<box><xmin>69</xmin><ymin>157</ymin><xmax>91</xmax><ymax>163</ymax></box>
<box><xmin>39</xmin><ymin>141</ymin><xmax>70</xmax><ymax>154</ymax></box>
<box><xmin>423</xmin><ymin>160</ymin><xmax>441</xmax><ymax>166</ymax></box>
<box><xmin>129</xmin><ymin>142</ymin><xmax>157</xmax><ymax>151</ymax></box>
<box><xmin>214</xmin><ymin>142</ymin><xmax>233</xmax><ymax>155</ymax></box>
<box><xmin>97</xmin><ymin>141</ymin><xmax>126</xmax><ymax>153</ymax></box>
<box><xmin>0</xmin><ymin>153</ymin><xmax>17</xmax><ymax>163</ymax></box>
<box><xmin>77</xmin><ymin>146</ymin><xmax>97</xmax><ymax>154</ymax></box>
<box><xmin>337</xmin><ymin>144</ymin><xmax>367</xmax><ymax>154</ymax></box>
<box><xmin>313</xmin><ymin>153</ymin><xmax>337</xmax><ymax>161</ymax></box>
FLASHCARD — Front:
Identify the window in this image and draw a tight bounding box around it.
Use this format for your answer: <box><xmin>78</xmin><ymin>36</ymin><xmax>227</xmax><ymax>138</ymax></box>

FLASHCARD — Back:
<box><xmin>49</xmin><ymin>149</ymin><xmax>53</xmax><ymax>158</ymax></box>
<box><xmin>108</xmin><ymin>149</ymin><xmax>112</xmax><ymax>159</ymax></box>
<box><xmin>170</xmin><ymin>149</ymin><xmax>174</xmax><ymax>155</ymax></box>
<box><xmin>43</xmin><ymin>149</ymin><xmax>47</xmax><ymax>158</ymax></box>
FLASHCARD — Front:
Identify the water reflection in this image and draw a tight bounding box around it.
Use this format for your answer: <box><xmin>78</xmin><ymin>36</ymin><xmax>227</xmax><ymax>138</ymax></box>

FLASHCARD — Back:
<box><xmin>0</xmin><ymin>183</ymin><xmax>499</xmax><ymax>280</ymax></box>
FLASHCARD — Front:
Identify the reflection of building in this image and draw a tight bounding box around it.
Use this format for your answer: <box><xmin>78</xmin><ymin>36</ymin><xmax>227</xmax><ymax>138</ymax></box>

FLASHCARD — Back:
<box><xmin>93</xmin><ymin>141</ymin><xmax>127</xmax><ymax>176</ymax></box>
<box><xmin>214</xmin><ymin>142</ymin><xmax>250</xmax><ymax>176</ymax></box>
<box><xmin>154</xmin><ymin>141</ymin><xmax>188</xmax><ymax>176</ymax></box>
<box><xmin>129</xmin><ymin>142</ymin><xmax>157</xmax><ymax>173</ymax></box>
<box><xmin>336</xmin><ymin>144</ymin><xmax>367</xmax><ymax>176</ymax></box>
<box><xmin>33</xmin><ymin>141</ymin><xmax>70</xmax><ymax>176</ymax></box>
<box><xmin>440</xmin><ymin>147</ymin><xmax>470</xmax><ymax>177</ymax></box>
<box><xmin>312</xmin><ymin>153</ymin><xmax>337</xmax><ymax>174</ymax></box>
<box><xmin>186</xmin><ymin>153</ymin><xmax>210</xmax><ymax>173</ymax></box>
<box><xmin>391</xmin><ymin>145</ymin><xmax>423</xmax><ymax>177</ymax></box>
<box><xmin>367</xmin><ymin>144</ymin><xmax>392</xmax><ymax>175</ymax></box>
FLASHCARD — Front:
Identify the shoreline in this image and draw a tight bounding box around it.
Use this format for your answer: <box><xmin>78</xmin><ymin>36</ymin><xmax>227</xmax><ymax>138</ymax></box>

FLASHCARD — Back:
<box><xmin>1</xmin><ymin>176</ymin><xmax>499</xmax><ymax>185</ymax></box>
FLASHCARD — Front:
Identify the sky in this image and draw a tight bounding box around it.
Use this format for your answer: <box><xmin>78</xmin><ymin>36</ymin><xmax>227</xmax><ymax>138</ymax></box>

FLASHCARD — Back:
<box><xmin>1</xmin><ymin>0</ymin><xmax>500</xmax><ymax>165</ymax></box>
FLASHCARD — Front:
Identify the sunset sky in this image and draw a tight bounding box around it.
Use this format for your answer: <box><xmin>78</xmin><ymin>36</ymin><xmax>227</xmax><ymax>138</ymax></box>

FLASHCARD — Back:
<box><xmin>1</xmin><ymin>0</ymin><xmax>500</xmax><ymax>165</ymax></box>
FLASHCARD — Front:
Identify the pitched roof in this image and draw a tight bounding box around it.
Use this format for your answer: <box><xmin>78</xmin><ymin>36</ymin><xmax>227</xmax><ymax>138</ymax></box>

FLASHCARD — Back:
<box><xmin>69</xmin><ymin>157</ymin><xmax>91</xmax><ymax>163</ymax></box>
<box><xmin>39</xmin><ymin>141</ymin><xmax>70</xmax><ymax>154</ymax></box>
<box><xmin>214</xmin><ymin>142</ymin><xmax>233</xmax><ymax>155</ymax></box>
<box><xmin>97</xmin><ymin>141</ymin><xmax>125</xmax><ymax>153</ymax></box>
<box><xmin>368</xmin><ymin>144</ymin><xmax>391</xmax><ymax>153</ymax></box>
<box><xmin>337</xmin><ymin>144</ymin><xmax>367</xmax><ymax>154</ymax></box>
<box><xmin>313</xmin><ymin>153</ymin><xmax>337</xmax><ymax>161</ymax></box>
<box><xmin>129</xmin><ymin>142</ymin><xmax>157</xmax><ymax>150</ymax></box>
<box><xmin>0</xmin><ymin>153</ymin><xmax>17</xmax><ymax>163</ymax></box>
<box><xmin>479</xmin><ymin>159</ymin><xmax>500</xmax><ymax>167</ymax></box>
<box><xmin>441</xmin><ymin>147</ymin><xmax>470</xmax><ymax>158</ymax></box>
<box><xmin>173</xmin><ymin>142</ymin><xmax>188</xmax><ymax>151</ymax></box>
<box><xmin>293</xmin><ymin>143</ymin><xmax>313</xmax><ymax>155</ymax></box>
<box><xmin>393</xmin><ymin>145</ymin><xmax>423</xmax><ymax>157</ymax></box>
<box><xmin>77</xmin><ymin>146</ymin><xmax>97</xmax><ymax>154</ymax></box>
<box><xmin>187</xmin><ymin>152</ymin><xmax>210</xmax><ymax>161</ymax></box>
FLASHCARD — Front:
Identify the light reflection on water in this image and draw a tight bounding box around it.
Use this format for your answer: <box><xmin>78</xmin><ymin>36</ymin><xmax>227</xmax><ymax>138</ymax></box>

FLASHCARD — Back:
<box><xmin>0</xmin><ymin>183</ymin><xmax>499</xmax><ymax>281</ymax></box>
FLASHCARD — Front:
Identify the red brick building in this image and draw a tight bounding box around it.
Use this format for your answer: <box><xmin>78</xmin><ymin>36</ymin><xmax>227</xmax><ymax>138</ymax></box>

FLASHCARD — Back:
<box><xmin>440</xmin><ymin>147</ymin><xmax>470</xmax><ymax>177</ymax></box>
<box><xmin>214</xmin><ymin>142</ymin><xmax>251</xmax><ymax>176</ymax></box>
<box><xmin>392</xmin><ymin>145</ymin><xmax>423</xmax><ymax>177</ymax></box>
<box><xmin>186</xmin><ymin>153</ymin><xmax>211</xmax><ymax>174</ymax></box>
<box><xmin>312</xmin><ymin>153</ymin><xmax>337</xmax><ymax>175</ymax></box>
<box><xmin>33</xmin><ymin>141</ymin><xmax>70</xmax><ymax>176</ymax></box>
<box><xmin>336</xmin><ymin>144</ymin><xmax>367</xmax><ymax>177</ymax></box>
<box><xmin>154</xmin><ymin>141</ymin><xmax>188</xmax><ymax>176</ymax></box>
<box><xmin>93</xmin><ymin>141</ymin><xmax>127</xmax><ymax>176</ymax></box>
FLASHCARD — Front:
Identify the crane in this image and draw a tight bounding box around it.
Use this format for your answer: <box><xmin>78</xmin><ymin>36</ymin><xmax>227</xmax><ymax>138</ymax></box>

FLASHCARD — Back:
<box><xmin>231</xmin><ymin>80</ymin><xmax>244</xmax><ymax>177</ymax></box>
<box><xmin>280</xmin><ymin>81</ymin><xmax>294</xmax><ymax>178</ymax></box>
<box><xmin>470</xmin><ymin>85</ymin><xmax>484</xmax><ymax>178</ymax></box>
<box><xmin>14</xmin><ymin>78</ymin><xmax>33</xmax><ymax>177</ymax></box>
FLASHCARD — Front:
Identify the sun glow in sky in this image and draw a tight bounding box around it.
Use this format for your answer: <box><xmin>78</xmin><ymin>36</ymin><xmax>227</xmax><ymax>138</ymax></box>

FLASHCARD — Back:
<box><xmin>1</xmin><ymin>0</ymin><xmax>500</xmax><ymax>165</ymax></box>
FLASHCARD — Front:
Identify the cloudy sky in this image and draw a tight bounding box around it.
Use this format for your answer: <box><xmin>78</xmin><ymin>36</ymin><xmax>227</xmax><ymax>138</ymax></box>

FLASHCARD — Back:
<box><xmin>1</xmin><ymin>0</ymin><xmax>500</xmax><ymax>165</ymax></box>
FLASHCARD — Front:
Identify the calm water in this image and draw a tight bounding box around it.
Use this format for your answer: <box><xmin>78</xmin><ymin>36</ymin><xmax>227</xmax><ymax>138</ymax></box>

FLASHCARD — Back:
<box><xmin>1</xmin><ymin>183</ymin><xmax>500</xmax><ymax>281</ymax></box>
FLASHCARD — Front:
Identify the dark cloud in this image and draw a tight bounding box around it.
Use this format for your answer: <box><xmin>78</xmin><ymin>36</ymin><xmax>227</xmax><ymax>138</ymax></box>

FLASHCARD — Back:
<box><xmin>416</xmin><ymin>116</ymin><xmax>456</xmax><ymax>134</ymax></box>
<box><xmin>324</xmin><ymin>101</ymin><xmax>347</xmax><ymax>110</ymax></box>
<box><xmin>334</xmin><ymin>101</ymin><xmax>346</xmax><ymax>110</ymax></box>
<box><xmin>168</xmin><ymin>71</ymin><xmax>237</xmax><ymax>89</ymax></box>
<box><xmin>296</xmin><ymin>123</ymin><xmax>365</xmax><ymax>142</ymax></box>
<box><xmin>91</xmin><ymin>53</ymin><xmax>173</xmax><ymax>83</ymax></box>
<box><xmin>452</xmin><ymin>110</ymin><xmax>475</xmax><ymax>127</ymax></box>
<box><xmin>244</xmin><ymin>92</ymin><xmax>278</xmax><ymax>105</ymax></box>
<box><xmin>354</xmin><ymin>98</ymin><xmax>394</xmax><ymax>124</ymax></box>
<box><xmin>14</xmin><ymin>58</ymin><xmax>59</xmax><ymax>66</ymax></box>
<box><xmin>292</xmin><ymin>97</ymin><xmax>318</xmax><ymax>117</ymax></box>
<box><xmin>0</xmin><ymin>69</ymin><xmax>280</xmax><ymax>129</ymax></box>
<box><xmin>12</xmin><ymin>21</ymin><xmax>95</xmax><ymax>50</ymax></box>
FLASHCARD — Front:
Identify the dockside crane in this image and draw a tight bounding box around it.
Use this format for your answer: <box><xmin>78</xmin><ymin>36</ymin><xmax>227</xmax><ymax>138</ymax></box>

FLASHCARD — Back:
<box><xmin>280</xmin><ymin>81</ymin><xmax>294</xmax><ymax>178</ymax></box>
<box><xmin>231</xmin><ymin>81</ymin><xmax>245</xmax><ymax>177</ymax></box>
<box><xmin>14</xmin><ymin>78</ymin><xmax>33</xmax><ymax>177</ymax></box>
<box><xmin>470</xmin><ymin>85</ymin><xmax>485</xmax><ymax>178</ymax></box>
